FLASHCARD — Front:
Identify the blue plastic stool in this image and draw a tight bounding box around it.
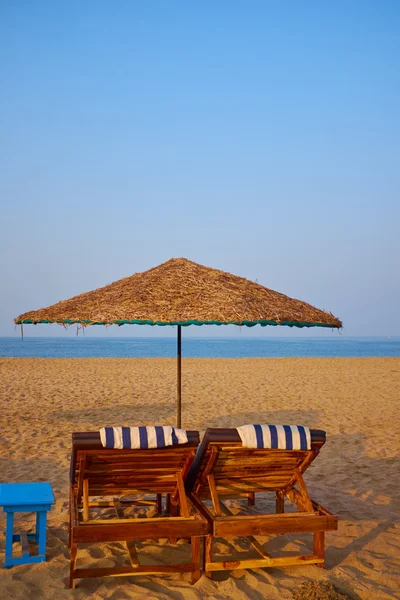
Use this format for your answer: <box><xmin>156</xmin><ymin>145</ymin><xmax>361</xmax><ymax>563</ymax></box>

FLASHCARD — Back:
<box><xmin>0</xmin><ymin>482</ymin><xmax>55</xmax><ymax>567</ymax></box>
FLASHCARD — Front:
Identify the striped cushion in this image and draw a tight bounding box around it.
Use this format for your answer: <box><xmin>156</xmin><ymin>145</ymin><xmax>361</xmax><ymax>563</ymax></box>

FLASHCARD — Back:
<box><xmin>99</xmin><ymin>426</ymin><xmax>188</xmax><ymax>449</ymax></box>
<box><xmin>236</xmin><ymin>424</ymin><xmax>311</xmax><ymax>450</ymax></box>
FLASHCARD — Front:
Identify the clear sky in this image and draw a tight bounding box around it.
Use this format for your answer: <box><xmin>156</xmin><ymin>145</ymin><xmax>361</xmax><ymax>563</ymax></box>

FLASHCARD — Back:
<box><xmin>1</xmin><ymin>1</ymin><xmax>399</xmax><ymax>338</ymax></box>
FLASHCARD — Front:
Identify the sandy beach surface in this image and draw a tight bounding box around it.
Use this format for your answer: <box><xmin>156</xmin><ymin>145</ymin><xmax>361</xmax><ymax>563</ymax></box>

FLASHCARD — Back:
<box><xmin>0</xmin><ymin>357</ymin><xmax>399</xmax><ymax>600</ymax></box>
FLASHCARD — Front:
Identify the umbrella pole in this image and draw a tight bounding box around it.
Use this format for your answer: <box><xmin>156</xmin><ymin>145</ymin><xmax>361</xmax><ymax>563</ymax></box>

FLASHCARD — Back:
<box><xmin>177</xmin><ymin>325</ymin><xmax>182</xmax><ymax>428</ymax></box>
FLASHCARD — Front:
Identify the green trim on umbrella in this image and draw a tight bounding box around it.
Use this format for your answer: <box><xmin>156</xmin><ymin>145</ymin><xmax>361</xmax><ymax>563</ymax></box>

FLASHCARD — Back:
<box><xmin>15</xmin><ymin>318</ymin><xmax>336</xmax><ymax>328</ymax></box>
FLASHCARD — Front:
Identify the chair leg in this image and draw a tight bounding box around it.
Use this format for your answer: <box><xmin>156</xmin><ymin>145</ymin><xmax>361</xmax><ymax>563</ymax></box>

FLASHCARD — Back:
<box><xmin>191</xmin><ymin>536</ymin><xmax>201</xmax><ymax>583</ymax></box>
<box><xmin>170</xmin><ymin>502</ymin><xmax>179</xmax><ymax>544</ymax></box>
<box><xmin>83</xmin><ymin>479</ymin><xmax>89</xmax><ymax>522</ymax></box>
<box><xmin>156</xmin><ymin>494</ymin><xmax>163</xmax><ymax>514</ymax></box>
<box><xmin>204</xmin><ymin>535</ymin><xmax>212</xmax><ymax>578</ymax></box>
<box><xmin>314</xmin><ymin>531</ymin><xmax>325</xmax><ymax>568</ymax></box>
<box><xmin>69</xmin><ymin>541</ymin><xmax>78</xmax><ymax>589</ymax></box>
<box><xmin>276</xmin><ymin>491</ymin><xmax>284</xmax><ymax>513</ymax></box>
<box><xmin>248</xmin><ymin>492</ymin><xmax>255</xmax><ymax>506</ymax></box>
<box><xmin>68</xmin><ymin>510</ymin><xmax>71</xmax><ymax>549</ymax></box>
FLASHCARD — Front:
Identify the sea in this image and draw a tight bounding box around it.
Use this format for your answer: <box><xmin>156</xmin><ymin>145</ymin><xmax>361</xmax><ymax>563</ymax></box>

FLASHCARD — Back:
<box><xmin>0</xmin><ymin>336</ymin><xmax>399</xmax><ymax>358</ymax></box>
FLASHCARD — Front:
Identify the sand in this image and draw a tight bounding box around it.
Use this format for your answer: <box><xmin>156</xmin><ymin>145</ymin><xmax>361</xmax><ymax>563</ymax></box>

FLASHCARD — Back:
<box><xmin>0</xmin><ymin>357</ymin><xmax>399</xmax><ymax>599</ymax></box>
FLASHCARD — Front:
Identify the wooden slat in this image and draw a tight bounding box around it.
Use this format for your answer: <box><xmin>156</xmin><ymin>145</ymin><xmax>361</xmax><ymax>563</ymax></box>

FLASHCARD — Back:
<box><xmin>87</xmin><ymin>483</ymin><xmax>177</xmax><ymax>490</ymax></box>
<box><xmin>70</xmin><ymin>484</ymin><xmax>79</xmax><ymax>528</ymax></box>
<box><xmin>214</xmin><ymin>477</ymin><xmax>293</xmax><ymax>489</ymax></box>
<box><xmin>214</xmin><ymin>514</ymin><xmax>337</xmax><ymax>537</ymax></box>
<box><xmin>87</xmin><ymin>455</ymin><xmax>187</xmax><ymax>463</ymax></box>
<box><xmin>214</xmin><ymin>510</ymin><xmax>316</xmax><ymax>520</ymax></box>
<box><xmin>87</xmin><ymin>484</ymin><xmax>178</xmax><ymax>493</ymax></box>
<box><xmin>120</xmin><ymin>498</ymin><xmax>158</xmax><ymax>506</ymax></box>
<box><xmin>213</xmin><ymin>468</ymin><xmax>300</xmax><ymax>478</ymax></box>
<box><xmin>198</xmin><ymin>447</ymin><xmax>220</xmax><ymax>487</ymax></box>
<box><xmin>73</xmin><ymin>518</ymin><xmax>209</xmax><ymax>542</ymax></box>
<box><xmin>215</xmin><ymin>481</ymin><xmax>282</xmax><ymax>489</ymax></box>
<box><xmin>294</xmin><ymin>470</ymin><xmax>314</xmax><ymax>512</ymax></box>
<box><xmin>286</xmin><ymin>487</ymin><xmax>308</xmax><ymax>511</ymax></box>
<box><xmin>77</xmin><ymin>455</ymin><xmax>86</xmax><ymax>501</ymax></box>
<box><xmin>247</xmin><ymin>535</ymin><xmax>271</xmax><ymax>560</ymax></box>
<box><xmin>85</xmin><ymin>516</ymin><xmax>195</xmax><ymax>524</ymax></box>
<box><xmin>206</xmin><ymin>553</ymin><xmax>324</xmax><ymax>572</ymax></box>
<box><xmin>207</xmin><ymin>474</ymin><xmax>222</xmax><ymax>515</ymax></box>
<box><xmin>172</xmin><ymin>449</ymin><xmax>196</xmax><ymax>504</ymax></box>
<box><xmin>199</xmin><ymin>491</ymin><xmax>257</xmax><ymax>501</ymax></box>
<box><xmin>82</xmin><ymin>450</ymin><xmax>194</xmax><ymax>461</ymax></box>
<box><xmin>215</xmin><ymin>459</ymin><xmax>302</xmax><ymax>467</ymax></box>
<box><xmin>219</xmin><ymin>502</ymin><xmax>271</xmax><ymax>562</ymax></box>
<box><xmin>74</xmin><ymin>563</ymin><xmax>195</xmax><ymax>579</ymax></box>
<box><xmin>186</xmin><ymin>496</ymin><xmax>207</xmax><ymax>521</ymax></box>
<box><xmin>176</xmin><ymin>472</ymin><xmax>190</xmax><ymax>518</ymax></box>
<box><xmin>188</xmin><ymin>493</ymin><xmax>214</xmax><ymax>523</ymax></box>
<box><xmin>87</xmin><ymin>467</ymin><xmax>185</xmax><ymax>476</ymax></box>
<box><xmin>271</xmin><ymin>554</ymin><xmax>324</xmax><ymax>567</ymax></box>
<box><xmin>87</xmin><ymin>473</ymin><xmax>179</xmax><ymax>482</ymax></box>
<box><xmin>215</xmin><ymin>472</ymin><xmax>294</xmax><ymax>481</ymax></box>
<box><xmin>214</xmin><ymin>470</ymin><xmax>296</xmax><ymax>480</ymax></box>
<box><xmin>113</xmin><ymin>499</ymin><xmax>124</xmax><ymax>516</ymax></box>
<box><xmin>281</xmin><ymin>449</ymin><xmax>319</xmax><ymax>495</ymax></box>
<box><xmin>286</xmin><ymin>488</ymin><xmax>335</xmax><ymax>517</ymax></box>
<box><xmin>88</xmin><ymin>499</ymin><xmax>157</xmax><ymax>508</ymax></box>
<box><xmin>311</xmin><ymin>498</ymin><xmax>337</xmax><ymax>516</ymax></box>
<box><xmin>217</xmin><ymin>449</ymin><xmax>309</xmax><ymax>460</ymax></box>
<box><xmin>83</xmin><ymin>479</ymin><xmax>89</xmax><ymax>521</ymax></box>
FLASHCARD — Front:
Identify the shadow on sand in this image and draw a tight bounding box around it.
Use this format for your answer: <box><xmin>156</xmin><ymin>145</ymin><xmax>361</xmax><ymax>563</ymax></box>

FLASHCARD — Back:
<box><xmin>46</xmin><ymin>402</ymin><xmax>175</xmax><ymax>426</ymax></box>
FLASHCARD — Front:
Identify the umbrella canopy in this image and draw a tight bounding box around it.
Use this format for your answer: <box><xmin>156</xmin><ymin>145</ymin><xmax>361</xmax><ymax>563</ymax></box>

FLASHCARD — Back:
<box><xmin>15</xmin><ymin>257</ymin><xmax>341</xmax><ymax>328</ymax></box>
<box><xmin>15</xmin><ymin>258</ymin><xmax>342</xmax><ymax>425</ymax></box>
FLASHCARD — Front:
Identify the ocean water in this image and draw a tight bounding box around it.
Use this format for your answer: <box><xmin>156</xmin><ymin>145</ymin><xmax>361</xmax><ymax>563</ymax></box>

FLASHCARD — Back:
<box><xmin>0</xmin><ymin>336</ymin><xmax>399</xmax><ymax>358</ymax></box>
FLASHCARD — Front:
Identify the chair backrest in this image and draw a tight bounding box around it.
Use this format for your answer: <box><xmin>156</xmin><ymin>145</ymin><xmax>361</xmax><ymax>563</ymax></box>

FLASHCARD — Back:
<box><xmin>186</xmin><ymin>428</ymin><xmax>326</xmax><ymax>497</ymax></box>
<box><xmin>71</xmin><ymin>430</ymin><xmax>200</xmax><ymax>498</ymax></box>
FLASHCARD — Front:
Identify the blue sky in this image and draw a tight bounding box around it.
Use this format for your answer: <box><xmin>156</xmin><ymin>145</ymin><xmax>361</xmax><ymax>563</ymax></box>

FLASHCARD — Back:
<box><xmin>1</xmin><ymin>1</ymin><xmax>399</xmax><ymax>338</ymax></box>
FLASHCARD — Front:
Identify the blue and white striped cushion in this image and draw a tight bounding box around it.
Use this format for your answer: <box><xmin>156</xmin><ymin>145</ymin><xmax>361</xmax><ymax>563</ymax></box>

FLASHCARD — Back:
<box><xmin>236</xmin><ymin>424</ymin><xmax>311</xmax><ymax>450</ymax></box>
<box><xmin>99</xmin><ymin>426</ymin><xmax>188</xmax><ymax>449</ymax></box>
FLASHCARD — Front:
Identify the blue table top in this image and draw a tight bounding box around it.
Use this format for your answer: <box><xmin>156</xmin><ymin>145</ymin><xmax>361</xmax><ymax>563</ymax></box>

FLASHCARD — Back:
<box><xmin>0</xmin><ymin>482</ymin><xmax>55</xmax><ymax>507</ymax></box>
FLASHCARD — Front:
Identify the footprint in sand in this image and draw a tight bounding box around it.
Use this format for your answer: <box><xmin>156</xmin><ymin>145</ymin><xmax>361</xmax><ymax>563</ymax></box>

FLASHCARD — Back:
<box><xmin>88</xmin><ymin>546</ymin><xmax>106</xmax><ymax>559</ymax></box>
<box><xmin>372</xmin><ymin>494</ymin><xmax>391</xmax><ymax>505</ymax></box>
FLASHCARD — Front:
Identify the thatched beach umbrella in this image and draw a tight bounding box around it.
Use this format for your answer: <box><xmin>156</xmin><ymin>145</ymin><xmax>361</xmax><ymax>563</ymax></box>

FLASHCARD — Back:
<box><xmin>15</xmin><ymin>258</ymin><xmax>342</xmax><ymax>426</ymax></box>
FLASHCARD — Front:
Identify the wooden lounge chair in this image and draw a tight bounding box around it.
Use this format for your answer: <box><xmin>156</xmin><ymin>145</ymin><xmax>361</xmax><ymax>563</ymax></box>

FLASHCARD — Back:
<box><xmin>69</xmin><ymin>430</ymin><xmax>208</xmax><ymax>588</ymax></box>
<box><xmin>186</xmin><ymin>427</ymin><xmax>338</xmax><ymax>576</ymax></box>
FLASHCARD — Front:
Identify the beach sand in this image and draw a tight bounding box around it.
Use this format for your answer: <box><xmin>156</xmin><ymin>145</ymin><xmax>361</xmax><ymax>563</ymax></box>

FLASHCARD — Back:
<box><xmin>0</xmin><ymin>357</ymin><xmax>399</xmax><ymax>599</ymax></box>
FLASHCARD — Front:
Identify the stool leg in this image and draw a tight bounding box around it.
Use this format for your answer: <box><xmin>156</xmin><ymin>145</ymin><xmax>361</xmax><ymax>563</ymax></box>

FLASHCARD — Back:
<box><xmin>36</xmin><ymin>511</ymin><xmax>47</xmax><ymax>558</ymax></box>
<box><xmin>5</xmin><ymin>512</ymin><xmax>14</xmax><ymax>567</ymax></box>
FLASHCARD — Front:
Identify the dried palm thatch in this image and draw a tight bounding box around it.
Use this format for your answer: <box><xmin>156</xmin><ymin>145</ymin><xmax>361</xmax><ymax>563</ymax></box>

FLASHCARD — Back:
<box><xmin>15</xmin><ymin>258</ymin><xmax>341</xmax><ymax>328</ymax></box>
<box><xmin>15</xmin><ymin>258</ymin><xmax>342</xmax><ymax>427</ymax></box>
